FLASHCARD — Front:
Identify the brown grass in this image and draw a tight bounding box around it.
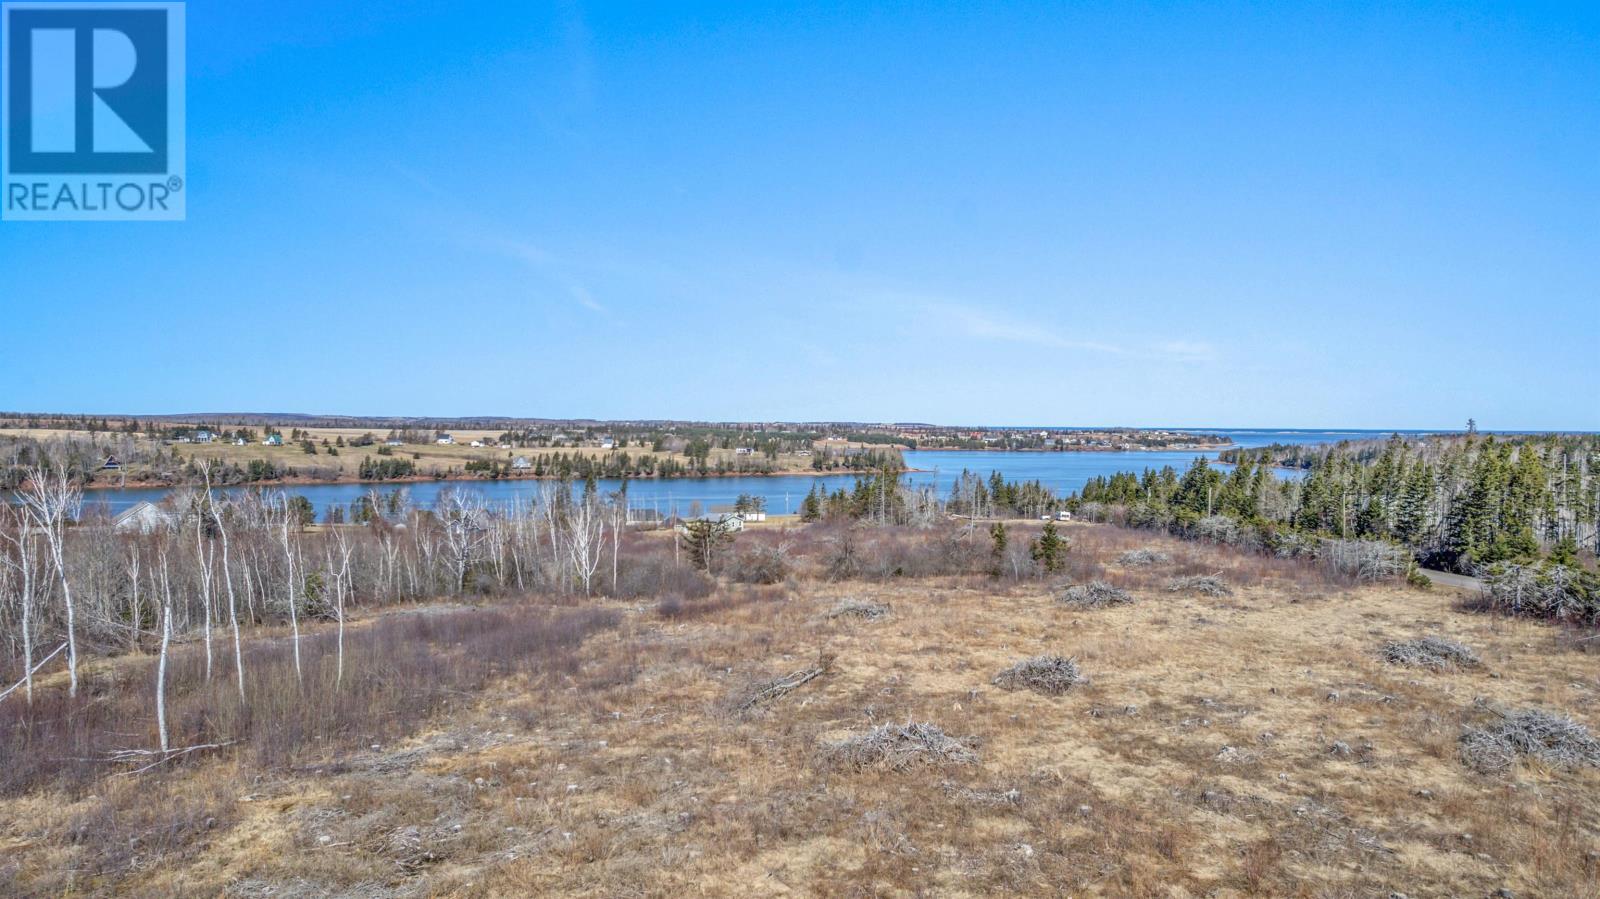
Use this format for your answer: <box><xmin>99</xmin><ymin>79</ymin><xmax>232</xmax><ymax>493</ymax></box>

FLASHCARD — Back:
<box><xmin>2</xmin><ymin>522</ymin><xmax>1597</xmax><ymax>897</ymax></box>
<box><xmin>66</xmin><ymin>425</ymin><xmax>834</xmax><ymax>483</ymax></box>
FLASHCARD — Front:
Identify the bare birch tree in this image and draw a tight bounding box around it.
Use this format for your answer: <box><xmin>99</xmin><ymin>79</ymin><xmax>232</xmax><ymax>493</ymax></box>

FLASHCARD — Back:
<box><xmin>564</xmin><ymin>493</ymin><xmax>606</xmax><ymax>596</ymax></box>
<box><xmin>155</xmin><ymin>547</ymin><xmax>174</xmax><ymax>754</ymax></box>
<box><xmin>0</xmin><ymin>507</ymin><xmax>39</xmax><ymax>703</ymax></box>
<box><xmin>209</xmin><ymin>493</ymin><xmax>246</xmax><ymax>703</ymax></box>
<box><xmin>17</xmin><ymin>464</ymin><xmax>82</xmax><ymax>697</ymax></box>
<box><xmin>276</xmin><ymin>494</ymin><xmax>303</xmax><ymax>682</ymax></box>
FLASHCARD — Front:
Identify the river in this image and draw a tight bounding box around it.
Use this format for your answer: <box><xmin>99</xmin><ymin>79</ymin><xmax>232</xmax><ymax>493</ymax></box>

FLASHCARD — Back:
<box><xmin>67</xmin><ymin>428</ymin><xmax>1403</xmax><ymax>519</ymax></box>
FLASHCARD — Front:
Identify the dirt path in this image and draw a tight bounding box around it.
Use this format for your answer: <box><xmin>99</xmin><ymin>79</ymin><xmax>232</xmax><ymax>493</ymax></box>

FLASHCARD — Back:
<box><xmin>1421</xmin><ymin>568</ymin><xmax>1482</xmax><ymax>592</ymax></box>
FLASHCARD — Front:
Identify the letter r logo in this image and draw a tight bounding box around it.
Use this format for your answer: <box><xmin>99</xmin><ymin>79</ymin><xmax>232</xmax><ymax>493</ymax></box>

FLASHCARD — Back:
<box><xmin>6</xmin><ymin>6</ymin><xmax>168</xmax><ymax>174</ymax></box>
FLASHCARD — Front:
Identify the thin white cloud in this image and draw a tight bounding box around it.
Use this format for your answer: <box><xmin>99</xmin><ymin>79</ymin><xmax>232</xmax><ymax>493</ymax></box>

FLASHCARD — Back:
<box><xmin>570</xmin><ymin>284</ymin><xmax>606</xmax><ymax>313</ymax></box>
<box><xmin>878</xmin><ymin>292</ymin><xmax>1221</xmax><ymax>365</ymax></box>
<box><xmin>460</xmin><ymin>232</ymin><xmax>607</xmax><ymax>315</ymax></box>
<box><xmin>945</xmin><ymin>305</ymin><xmax>1126</xmax><ymax>355</ymax></box>
<box><xmin>1154</xmin><ymin>339</ymin><xmax>1218</xmax><ymax>363</ymax></box>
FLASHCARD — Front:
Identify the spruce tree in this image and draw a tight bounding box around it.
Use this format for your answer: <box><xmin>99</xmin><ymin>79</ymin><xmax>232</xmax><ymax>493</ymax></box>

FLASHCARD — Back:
<box><xmin>1394</xmin><ymin>461</ymin><xmax>1435</xmax><ymax>546</ymax></box>
<box><xmin>1030</xmin><ymin>520</ymin><xmax>1067</xmax><ymax>573</ymax></box>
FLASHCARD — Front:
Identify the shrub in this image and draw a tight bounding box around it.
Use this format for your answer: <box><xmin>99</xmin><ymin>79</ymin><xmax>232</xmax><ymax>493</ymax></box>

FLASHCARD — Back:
<box><xmin>656</xmin><ymin>587</ymin><xmax>777</xmax><ymax>622</ymax></box>
<box><xmin>1266</xmin><ymin>531</ymin><xmax>1320</xmax><ymax>560</ymax></box>
<box><xmin>1475</xmin><ymin>563</ymin><xmax>1600</xmax><ymax>624</ymax></box>
<box><xmin>1192</xmin><ymin>515</ymin><xmax>1242</xmax><ymax>545</ymax></box>
<box><xmin>614</xmin><ymin>553</ymin><xmax>716</xmax><ymax>600</ymax></box>
<box><xmin>727</xmin><ymin>542</ymin><xmax>792</xmax><ymax>585</ymax></box>
<box><xmin>0</xmin><ymin>603</ymin><xmax>619</xmax><ymax>796</ymax></box>
<box><xmin>822</xmin><ymin>529</ymin><xmax>863</xmax><ymax>580</ymax></box>
<box><xmin>1322</xmin><ymin>538</ymin><xmax>1409</xmax><ymax>582</ymax></box>
<box><xmin>1075</xmin><ymin>501</ymin><xmax>1111</xmax><ymax>523</ymax></box>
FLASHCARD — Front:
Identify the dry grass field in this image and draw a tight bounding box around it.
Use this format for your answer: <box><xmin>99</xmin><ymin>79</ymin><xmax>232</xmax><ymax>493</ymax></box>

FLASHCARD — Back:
<box><xmin>168</xmin><ymin>429</ymin><xmax>614</xmax><ymax>479</ymax></box>
<box><xmin>3</xmin><ymin>523</ymin><xmax>1598</xmax><ymax>897</ymax></box>
<box><xmin>6</xmin><ymin>426</ymin><xmax>842</xmax><ymax>482</ymax></box>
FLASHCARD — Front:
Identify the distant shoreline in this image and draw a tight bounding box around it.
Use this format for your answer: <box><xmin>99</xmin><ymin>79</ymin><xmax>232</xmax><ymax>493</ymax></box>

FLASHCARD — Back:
<box><xmin>908</xmin><ymin>443</ymin><xmax>1233</xmax><ymax>453</ymax></box>
<box><xmin>77</xmin><ymin>467</ymin><xmax>907</xmax><ymax>492</ymax></box>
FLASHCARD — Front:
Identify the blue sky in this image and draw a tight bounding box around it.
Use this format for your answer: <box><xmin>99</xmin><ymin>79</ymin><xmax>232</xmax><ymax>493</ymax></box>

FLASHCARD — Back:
<box><xmin>2</xmin><ymin>1</ymin><xmax>1596</xmax><ymax>429</ymax></box>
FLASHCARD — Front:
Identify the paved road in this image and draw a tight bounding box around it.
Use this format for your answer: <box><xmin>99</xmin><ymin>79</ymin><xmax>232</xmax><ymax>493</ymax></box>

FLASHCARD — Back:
<box><xmin>1421</xmin><ymin>568</ymin><xmax>1481</xmax><ymax>591</ymax></box>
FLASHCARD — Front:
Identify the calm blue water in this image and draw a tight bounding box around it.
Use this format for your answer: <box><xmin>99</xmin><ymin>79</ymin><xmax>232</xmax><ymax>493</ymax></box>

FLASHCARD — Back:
<box><xmin>69</xmin><ymin>428</ymin><xmax>1378</xmax><ymax>518</ymax></box>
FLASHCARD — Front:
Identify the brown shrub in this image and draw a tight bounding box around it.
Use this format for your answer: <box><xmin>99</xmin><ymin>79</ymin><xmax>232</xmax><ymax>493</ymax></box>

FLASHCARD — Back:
<box><xmin>614</xmin><ymin>550</ymin><xmax>716</xmax><ymax>600</ymax></box>
<box><xmin>0</xmin><ymin>603</ymin><xmax>619</xmax><ymax>796</ymax></box>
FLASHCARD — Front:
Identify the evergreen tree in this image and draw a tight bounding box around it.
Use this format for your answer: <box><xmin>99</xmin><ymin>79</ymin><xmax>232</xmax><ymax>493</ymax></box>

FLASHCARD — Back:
<box><xmin>800</xmin><ymin>485</ymin><xmax>823</xmax><ymax>522</ymax></box>
<box><xmin>1030</xmin><ymin>521</ymin><xmax>1067</xmax><ymax>573</ymax></box>
<box><xmin>1394</xmin><ymin>460</ymin><xmax>1435</xmax><ymax>546</ymax></box>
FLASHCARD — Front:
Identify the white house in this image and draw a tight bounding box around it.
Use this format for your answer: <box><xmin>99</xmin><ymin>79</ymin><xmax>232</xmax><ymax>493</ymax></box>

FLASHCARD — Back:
<box><xmin>511</xmin><ymin>456</ymin><xmax>532</xmax><ymax>470</ymax></box>
<box><xmin>194</xmin><ymin>430</ymin><xmax>215</xmax><ymax>444</ymax></box>
<box><xmin>674</xmin><ymin>512</ymin><xmax>746</xmax><ymax>535</ymax></box>
<box><xmin>263</xmin><ymin>434</ymin><xmax>283</xmax><ymax>446</ymax></box>
<box><xmin>436</xmin><ymin>434</ymin><xmax>455</xmax><ymax>445</ymax></box>
<box><xmin>1055</xmin><ymin>510</ymin><xmax>1073</xmax><ymax>522</ymax></box>
<box><xmin>470</xmin><ymin>440</ymin><xmax>486</xmax><ymax>448</ymax></box>
<box><xmin>113</xmin><ymin>502</ymin><xmax>177</xmax><ymax>535</ymax></box>
<box><xmin>385</xmin><ymin>438</ymin><xmax>404</xmax><ymax>446</ymax></box>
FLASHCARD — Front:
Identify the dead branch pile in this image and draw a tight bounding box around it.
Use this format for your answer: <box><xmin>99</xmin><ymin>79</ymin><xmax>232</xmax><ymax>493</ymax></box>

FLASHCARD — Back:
<box><xmin>942</xmin><ymin>781</ymin><xmax>1022</xmax><ymax>806</ymax></box>
<box><xmin>1167</xmin><ymin>574</ymin><xmax>1232</xmax><ymax>597</ymax></box>
<box><xmin>382</xmin><ymin>823</ymin><xmax>462</xmax><ymax>873</ymax></box>
<box><xmin>992</xmin><ymin>654</ymin><xmax>1087</xmax><ymax>695</ymax></box>
<box><xmin>1116</xmin><ymin>549</ymin><xmax>1171</xmax><ymax>567</ymax></box>
<box><xmin>1057</xmin><ymin>581</ymin><xmax>1134</xmax><ymax>608</ymax></box>
<box><xmin>1459</xmin><ymin>703</ymin><xmax>1600</xmax><ymax>773</ymax></box>
<box><xmin>828</xmin><ymin>599</ymin><xmax>891</xmax><ymax>620</ymax></box>
<box><xmin>1381</xmin><ymin>636</ymin><xmax>1481</xmax><ymax>670</ymax></box>
<box><xmin>825</xmin><ymin>721</ymin><xmax>977</xmax><ymax>771</ymax></box>
<box><xmin>734</xmin><ymin>655</ymin><xmax>834</xmax><ymax>714</ymax></box>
